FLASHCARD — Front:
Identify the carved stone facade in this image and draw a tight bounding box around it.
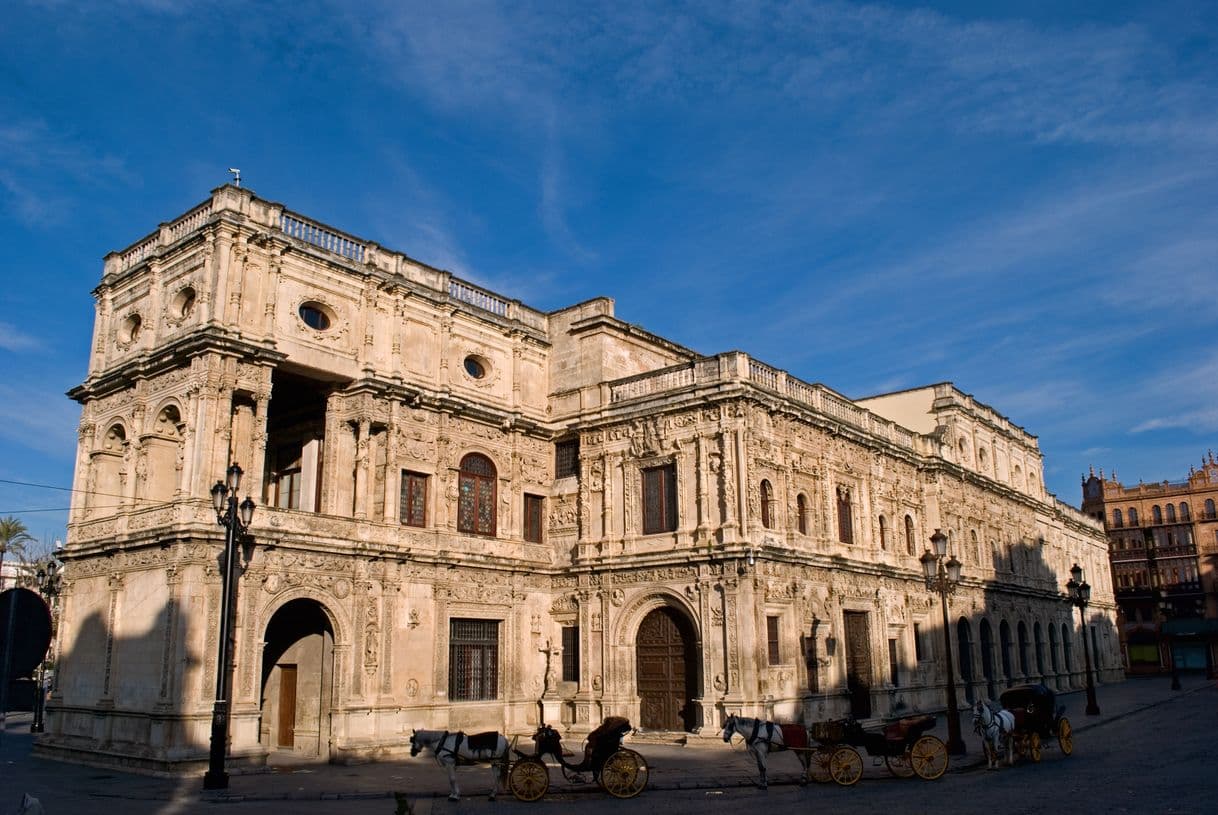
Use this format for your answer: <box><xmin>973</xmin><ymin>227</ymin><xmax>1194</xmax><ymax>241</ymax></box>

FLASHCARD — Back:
<box><xmin>40</xmin><ymin>185</ymin><xmax>1120</xmax><ymax>773</ymax></box>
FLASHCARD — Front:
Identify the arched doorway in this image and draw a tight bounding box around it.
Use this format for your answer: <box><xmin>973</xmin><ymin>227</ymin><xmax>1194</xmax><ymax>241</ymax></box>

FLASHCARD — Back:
<box><xmin>635</xmin><ymin>607</ymin><xmax>699</xmax><ymax>731</ymax></box>
<box><xmin>260</xmin><ymin>599</ymin><xmax>335</xmax><ymax>759</ymax></box>
<box><xmin>956</xmin><ymin>618</ymin><xmax>975</xmax><ymax>703</ymax></box>
<box><xmin>979</xmin><ymin>619</ymin><xmax>996</xmax><ymax>700</ymax></box>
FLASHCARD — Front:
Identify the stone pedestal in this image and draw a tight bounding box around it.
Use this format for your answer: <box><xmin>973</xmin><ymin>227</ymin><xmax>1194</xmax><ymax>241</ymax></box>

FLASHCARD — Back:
<box><xmin>539</xmin><ymin>696</ymin><xmax>563</xmax><ymax>726</ymax></box>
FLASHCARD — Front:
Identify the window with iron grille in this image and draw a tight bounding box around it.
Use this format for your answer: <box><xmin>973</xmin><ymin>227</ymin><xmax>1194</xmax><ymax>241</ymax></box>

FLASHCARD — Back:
<box><xmin>642</xmin><ymin>464</ymin><xmax>678</xmax><ymax>534</ymax></box>
<box><xmin>449</xmin><ymin>619</ymin><xmax>499</xmax><ymax>701</ymax></box>
<box><xmin>913</xmin><ymin>623</ymin><xmax>925</xmax><ymax>661</ymax></box>
<box><xmin>458</xmin><ymin>453</ymin><xmax>497</xmax><ymax>536</ymax></box>
<box><xmin>400</xmin><ymin>471</ymin><xmax>428</xmax><ymax>527</ymax></box>
<box><xmin>760</xmin><ymin>480</ymin><xmax>773</xmax><ymax>529</ymax></box>
<box><xmin>524</xmin><ymin>494</ymin><xmax>544</xmax><ymax>543</ymax></box>
<box><xmin>805</xmin><ymin>630</ymin><xmax>819</xmax><ymax>693</ymax></box>
<box><xmin>836</xmin><ymin>487</ymin><xmax>853</xmax><ymax>544</ymax></box>
<box><xmin>767</xmin><ymin>615</ymin><xmax>781</xmax><ymax>664</ymax></box>
<box><xmin>555</xmin><ymin>439</ymin><xmax>580</xmax><ymax>479</ymax></box>
<box><xmin>888</xmin><ymin>639</ymin><xmax>900</xmax><ymax>686</ymax></box>
<box><xmin>562</xmin><ymin>625</ymin><xmax>580</xmax><ymax>683</ymax></box>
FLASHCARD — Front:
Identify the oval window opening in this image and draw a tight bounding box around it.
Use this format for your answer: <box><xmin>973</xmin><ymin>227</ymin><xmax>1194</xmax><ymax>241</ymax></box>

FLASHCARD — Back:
<box><xmin>299</xmin><ymin>303</ymin><xmax>331</xmax><ymax>331</ymax></box>
<box><xmin>120</xmin><ymin>314</ymin><xmax>142</xmax><ymax>344</ymax></box>
<box><xmin>173</xmin><ymin>287</ymin><xmax>196</xmax><ymax>320</ymax></box>
<box><xmin>464</xmin><ymin>356</ymin><xmax>486</xmax><ymax>379</ymax></box>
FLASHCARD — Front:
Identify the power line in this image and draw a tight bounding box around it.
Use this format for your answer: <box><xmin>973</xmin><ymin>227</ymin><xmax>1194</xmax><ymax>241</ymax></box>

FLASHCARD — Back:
<box><xmin>0</xmin><ymin>477</ymin><xmax>174</xmax><ymax>505</ymax></box>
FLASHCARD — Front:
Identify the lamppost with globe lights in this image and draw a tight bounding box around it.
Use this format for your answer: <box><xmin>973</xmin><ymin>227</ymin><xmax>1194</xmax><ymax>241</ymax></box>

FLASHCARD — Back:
<box><xmin>30</xmin><ymin>558</ymin><xmax>62</xmax><ymax>734</ymax></box>
<box><xmin>919</xmin><ymin>528</ymin><xmax>966</xmax><ymax>755</ymax></box>
<box><xmin>203</xmin><ymin>464</ymin><xmax>256</xmax><ymax>791</ymax></box>
<box><xmin>1065</xmin><ymin>563</ymin><xmax>1100</xmax><ymax>716</ymax></box>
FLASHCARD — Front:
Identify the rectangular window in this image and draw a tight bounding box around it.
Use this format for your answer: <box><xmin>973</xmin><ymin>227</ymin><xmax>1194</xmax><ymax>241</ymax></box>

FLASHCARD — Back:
<box><xmin>836</xmin><ymin>488</ymin><xmax>853</xmax><ymax>544</ymax></box>
<box><xmin>274</xmin><ymin>445</ymin><xmax>302</xmax><ymax>510</ymax></box>
<box><xmin>805</xmin><ymin>631</ymin><xmax>819</xmax><ymax>693</ymax></box>
<box><xmin>562</xmin><ymin>625</ymin><xmax>580</xmax><ymax>683</ymax></box>
<box><xmin>913</xmin><ymin>623</ymin><xmax>925</xmax><ymax>661</ymax></box>
<box><xmin>888</xmin><ymin>639</ymin><xmax>900</xmax><ymax>686</ymax></box>
<box><xmin>767</xmin><ymin>615</ymin><xmax>781</xmax><ymax>665</ymax></box>
<box><xmin>524</xmin><ymin>494</ymin><xmax>544</xmax><ymax>543</ymax></box>
<box><xmin>555</xmin><ymin>439</ymin><xmax>580</xmax><ymax>479</ymax></box>
<box><xmin>449</xmin><ymin>619</ymin><xmax>499</xmax><ymax>701</ymax></box>
<box><xmin>400</xmin><ymin>471</ymin><xmax>428</xmax><ymax>527</ymax></box>
<box><xmin>642</xmin><ymin>464</ymin><xmax>678</xmax><ymax>534</ymax></box>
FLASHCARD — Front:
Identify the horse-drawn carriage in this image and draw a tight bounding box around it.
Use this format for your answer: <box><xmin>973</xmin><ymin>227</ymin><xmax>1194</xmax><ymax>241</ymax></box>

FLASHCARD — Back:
<box><xmin>808</xmin><ymin>715</ymin><xmax>949</xmax><ymax>785</ymax></box>
<box><xmin>722</xmin><ymin>712</ymin><xmax>948</xmax><ymax>788</ymax></box>
<box><xmin>507</xmin><ymin>716</ymin><xmax>649</xmax><ymax>801</ymax></box>
<box><xmin>998</xmin><ymin>683</ymin><xmax>1074</xmax><ymax>762</ymax></box>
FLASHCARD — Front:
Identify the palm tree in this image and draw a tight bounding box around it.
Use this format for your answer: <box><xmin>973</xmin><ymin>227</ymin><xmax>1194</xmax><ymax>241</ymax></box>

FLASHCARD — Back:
<box><xmin>0</xmin><ymin>516</ymin><xmax>34</xmax><ymax>591</ymax></box>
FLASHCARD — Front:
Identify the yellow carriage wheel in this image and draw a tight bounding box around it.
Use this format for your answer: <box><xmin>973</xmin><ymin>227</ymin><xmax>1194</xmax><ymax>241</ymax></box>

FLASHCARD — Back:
<box><xmin>600</xmin><ymin>749</ymin><xmax>649</xmax><ymax>798</ymax></box>
<box><xmin>885</xmin><ymin>750</ymin><xmax>915</xmax><ymax>778</ymax></box>
<box><xmin>1057</xmin><ymin>718</ymin><xmax>1074</xmax><ymax>756</ymax></box>
<box><xmin>910</xmin><ymin>735</ymin><xmax>949</xmax><ymax>780</ymax></box>
<box><xmin>508</xmin><ymin>758</ymin><xmax>550</xmax><ymax>802</ymax></box>
<box><xmin>809</xmin><ymin>747</ymin><xmax>834</xmax><ymax>783</ymax></box>
<box><xmin>829</xmin><ymin>746</ymin><xmax>863</xmax><ymax>786</ymax></box>
<box><xmin>1028</xmin><ymin>732</ymin><xmax>1042</xmax><ymax>763</ymax></box>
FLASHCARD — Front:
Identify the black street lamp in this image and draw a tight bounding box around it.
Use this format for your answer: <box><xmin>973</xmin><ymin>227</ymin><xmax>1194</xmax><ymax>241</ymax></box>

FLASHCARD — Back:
<box><xmin>203</xmin><ymin>464</ymin><xmax>256</xmax><ymax>791</ymax></box>
<box><xmin>31</xmin><ymin>558</ymin><xmax>62</xmax><ymax>734</ymax></box>
<box><xmin>920</xmin><ymin>529</ymin><xmax>966</xmax><ymax>755</ymax></box>
<box><xmin>1065</xmin><ymin>563</ymin><xmax>1100</xmax><ymax>716</ymax></box>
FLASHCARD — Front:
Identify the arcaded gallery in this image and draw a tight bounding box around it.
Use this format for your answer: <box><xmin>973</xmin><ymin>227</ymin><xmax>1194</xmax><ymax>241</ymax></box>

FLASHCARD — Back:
<box><xmin>39</xmin><ymin>185</ymin><xmax>1121</xmax><ymax>772</ymax></box>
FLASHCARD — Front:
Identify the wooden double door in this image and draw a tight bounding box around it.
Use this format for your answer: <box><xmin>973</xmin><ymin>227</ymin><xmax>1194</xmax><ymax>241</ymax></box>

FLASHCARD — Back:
<box><xmin>636</xmin><ymin>607</ymin><xmax>698</xmax><ymax>731</ymax></box>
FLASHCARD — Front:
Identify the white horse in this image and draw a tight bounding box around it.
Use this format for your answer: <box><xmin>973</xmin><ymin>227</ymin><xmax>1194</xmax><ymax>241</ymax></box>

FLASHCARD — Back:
<box><xmin>409</xmin><ymin>728</ymin><xmax>511</xmax><ymax>801</ymax></box>
<box><xmin>971</xmin><ymin>700</ymin><xmax>1015</xmax><ymax>770</ymax></box>
<box><xmin>722</xmin><ymin>714</ymin><xmax>810</xmax><ymax>789</ymax></box>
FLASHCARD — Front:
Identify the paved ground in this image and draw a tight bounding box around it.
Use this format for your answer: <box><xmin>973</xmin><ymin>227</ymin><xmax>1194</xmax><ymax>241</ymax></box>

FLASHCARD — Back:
<box><xmin>1</xmin><ymin>674</ymin><xmax>1210</xmax><ymax>813</ymax></box>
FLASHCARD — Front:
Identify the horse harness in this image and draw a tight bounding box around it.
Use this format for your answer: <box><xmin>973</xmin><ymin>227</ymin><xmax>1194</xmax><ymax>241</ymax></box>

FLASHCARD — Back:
<box><xmin>745</xmin><ymin>718</ymin><xmax>780</xmax><ymax>750</ymax></box>
<box><xmin>432</xmin><ymin>730</ymin><xmax>501</xmax><ymax>764</ymax></box>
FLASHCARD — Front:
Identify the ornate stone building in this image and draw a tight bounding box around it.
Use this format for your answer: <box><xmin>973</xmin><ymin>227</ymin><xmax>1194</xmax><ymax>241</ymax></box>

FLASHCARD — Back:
<box><xmin>40</xmin><ymin>185</ymin><xmax>1119</xmax><ymax>773</ymax></box>
<box><xmin>1081</xmin><ymin>457</ymin><xmax>1218</xmax><ymax>677</ymax></box>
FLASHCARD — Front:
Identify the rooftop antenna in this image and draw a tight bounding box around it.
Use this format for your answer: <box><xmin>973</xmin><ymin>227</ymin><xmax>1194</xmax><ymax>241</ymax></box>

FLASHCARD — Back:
<box><xmin>228</xmin><ymin>168</ymin><xmax>241</xmax><ymax>187</ymax></box>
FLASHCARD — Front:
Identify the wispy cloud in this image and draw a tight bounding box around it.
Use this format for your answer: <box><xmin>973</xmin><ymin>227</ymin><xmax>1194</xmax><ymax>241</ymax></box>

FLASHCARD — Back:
<box><xmin>0</xmin><ymin>384</ymin><xmax>79</xmax><ymax>459</ymax></box>
<box><xmin>0</xmin><ymin>118</ymin><xmax>129</xmax><ymax>227</ymax></box>
<box><xmin>0</xmin><ymin>322</ymin><xmax>42</xmax><ymax>353</ymax></box>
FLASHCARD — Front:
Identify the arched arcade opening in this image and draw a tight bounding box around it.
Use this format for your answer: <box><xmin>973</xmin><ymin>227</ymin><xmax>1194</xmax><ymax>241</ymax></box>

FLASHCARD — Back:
<box><xmin>260</xmin><ymin>598</ymin><xmax>335</xmax><ymax>760</ymax></box>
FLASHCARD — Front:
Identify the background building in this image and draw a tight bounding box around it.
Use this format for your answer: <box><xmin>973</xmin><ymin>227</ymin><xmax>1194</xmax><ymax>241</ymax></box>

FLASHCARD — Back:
<box><xmin>39</xmin><ymin>185</ymin><xmax>1119</xmax><ymax>773</ymax></box>
<box><xmin>1082</xmin><ymin>457</ymin><xmax>1218</xmax><ymax>677</ymax></box>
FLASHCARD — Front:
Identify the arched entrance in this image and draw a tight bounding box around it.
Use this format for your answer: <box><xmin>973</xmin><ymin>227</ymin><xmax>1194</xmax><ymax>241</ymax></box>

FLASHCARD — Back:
<box><xmin>956</xmin><ymin>618</ymin><xmax>975</xmax><ymax>703</ymax></box>
<box><xmin>979</xmin><ymin>619</ymin><xmax>996</xmax><ymax>700</ymax></box>
<box><xmin>260</xmin><ymin>599</ymin><xmax>335</xmax><ymax>759</ymax></box>
<box><xmin>635</xmin><ymin>607</ymin><xmax>698</xmax><ymax>731</ymax></box>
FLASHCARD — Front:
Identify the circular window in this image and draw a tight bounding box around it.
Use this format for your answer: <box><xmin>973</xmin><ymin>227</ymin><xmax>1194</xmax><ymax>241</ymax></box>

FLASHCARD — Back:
<box><xmin>978</xmin><ymin>447</ymin><xmax>989</xmax><ymax>469</ymax></box>
<box><xmin>299</xmin><ymin>302</ymin><xmax>332</xmax><ymax>331</ymax></box>
<box><xmin>171</xmin><ymin>287</ymin><xmax>196</xmax><ymax>320</ymax></box>
<box><xmin>464</xmin><ymin>355</ymin><xmax>487</xmax><ymax>379</ymax></box>
<box><xmin>119</xmin><ymin>314</ymin><xmax>142</xmax><ymax>344</ymax></box>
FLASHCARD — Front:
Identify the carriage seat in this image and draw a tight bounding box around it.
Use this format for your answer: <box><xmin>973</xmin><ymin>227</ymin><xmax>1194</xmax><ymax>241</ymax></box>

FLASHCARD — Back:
<box><xmin>585</xmin><ymin>716</ymin><xmax>632</xmax><ymax>760</ymax></box>
<box><xmin>466</xmin><ymin>731</ymin><xmax>502</xmax><ymax>753</ymax></box>
<box><xmin>779</xmin><ymin>724</ymin><xmax>810</xmax><ymax>751</ymax></box>
<box><xmin>883</xmin><ymin>714</ymin><xmax>936</xmax><ymax>742</ymax></box>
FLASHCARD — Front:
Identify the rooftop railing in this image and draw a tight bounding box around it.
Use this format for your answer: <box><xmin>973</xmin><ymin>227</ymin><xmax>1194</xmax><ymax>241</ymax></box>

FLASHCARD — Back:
<box><xmin>280</xmin><ymin>211</ymin><xmax>366</xmax><ymax>262</ymax></box>
<box><xmin>608</xmin><ymin>351</ymin><xmax>919</xmax><ymax>451</ymax></box>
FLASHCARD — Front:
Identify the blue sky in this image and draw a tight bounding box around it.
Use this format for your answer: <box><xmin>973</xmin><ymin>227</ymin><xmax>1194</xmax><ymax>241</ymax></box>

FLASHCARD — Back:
<box><xmin>2</xmin><ymin>0</ymin><xmax>1216</xmax><ymax>547</ymax></box>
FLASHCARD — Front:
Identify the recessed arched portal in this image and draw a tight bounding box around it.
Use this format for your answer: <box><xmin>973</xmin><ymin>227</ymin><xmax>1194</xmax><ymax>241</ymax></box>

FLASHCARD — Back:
<box><xmin>956</xmin><ymin>618</ymin><xmax>975</xmax><ymax>704</ymax></box>
<box><xmin>260</xmin><ymin>598</ymin><xmax>335</xmax><ymax>759</ymax></box>
<box><xmin>979</xmin><ymin>619</ymin><xmax>996</xmax><ymax>700</ymax></box>
<box><xmin>635</xmin><ymin>606</ymin><xmax>699</xmax><ymax>731</ymax></box>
